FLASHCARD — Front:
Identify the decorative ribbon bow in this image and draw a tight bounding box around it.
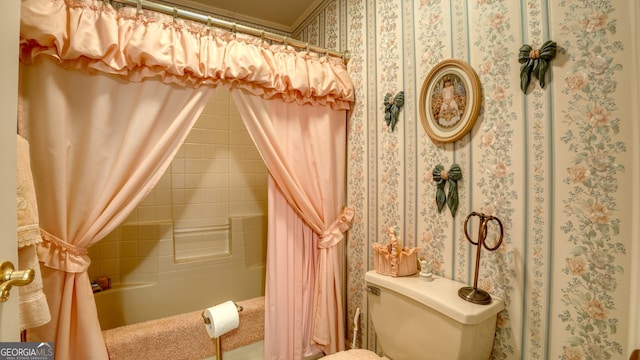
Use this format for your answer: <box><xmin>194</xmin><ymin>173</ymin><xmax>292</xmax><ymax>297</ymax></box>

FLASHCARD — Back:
<box><xmin>518</xmin><ymin>40</ymin><xmax>557</xmax><ymax>93</ymax></box>
<box><xmin>384</xmin><ymin>91</ymin><xmax>405</xmax><ymax>132</ymax></box>
<box><xmin>432</xmin><ymin>164</ymin><xmax>462</xmax><ymax>217</ymax></box>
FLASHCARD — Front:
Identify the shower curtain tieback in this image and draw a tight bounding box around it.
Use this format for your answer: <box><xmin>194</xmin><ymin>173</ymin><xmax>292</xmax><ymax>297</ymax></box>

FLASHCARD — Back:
<box><xmin>318</xmin><ymin>208</ymin><xmax>355</xmax><ymax>249</ymax></box>
<box><xmin>312</xmin><ymin>207</ymin><xmax>354</xmax><ymax>349</ymax></box>
<box><xmin>38</xmin><ymin>230</ymin><xmax>90</xmax><ymax>273</ymax></box>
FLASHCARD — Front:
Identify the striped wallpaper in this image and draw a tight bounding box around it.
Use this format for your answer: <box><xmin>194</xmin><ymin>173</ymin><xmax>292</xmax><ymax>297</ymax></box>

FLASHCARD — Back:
<box><xmin>296</xmin><ymin>0</ymin><xmax>637</xmax><ymax>359</ymax></box>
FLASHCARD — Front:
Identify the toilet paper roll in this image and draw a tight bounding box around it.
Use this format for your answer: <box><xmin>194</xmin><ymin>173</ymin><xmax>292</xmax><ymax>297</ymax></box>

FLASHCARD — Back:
<box><xmin>203</xmin><ymin>301</ymin><xmax>240</xmax><ymax>338</ymax></box>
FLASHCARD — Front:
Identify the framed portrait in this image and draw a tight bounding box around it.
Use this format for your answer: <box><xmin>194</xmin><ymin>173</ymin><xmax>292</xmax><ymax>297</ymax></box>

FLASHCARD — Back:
<box><xmin>419</xmin><ymin>59</ymin><xmax>482</xmax><ymax>143</ymax></box>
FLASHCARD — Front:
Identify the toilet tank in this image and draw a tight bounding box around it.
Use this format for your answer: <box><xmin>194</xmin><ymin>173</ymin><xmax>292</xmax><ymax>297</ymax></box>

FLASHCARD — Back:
<box><xmin>365</xmin><ymin>270</ymin><xmax>504</xmax><ymax>360</ymax></box>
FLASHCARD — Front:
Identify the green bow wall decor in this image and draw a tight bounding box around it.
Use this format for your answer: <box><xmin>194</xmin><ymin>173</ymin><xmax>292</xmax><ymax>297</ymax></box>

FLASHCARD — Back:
<box><xmin>384</xmin><ymin>91</ymin><xmax>405</xmax><ymax>131</ymax></box>
<box><xmin>518</xmin><ymin>40</ymin><xmax>557</xmax><ymax>93</ymax></box>
<box><xmin>432</xmin><ymin>164</ymin><xmax>462</xmax><ymax>217</ymax></box>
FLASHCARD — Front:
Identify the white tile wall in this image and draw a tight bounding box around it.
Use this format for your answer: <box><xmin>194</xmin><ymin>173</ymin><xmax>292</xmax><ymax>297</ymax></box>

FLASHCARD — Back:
<box><xmin>88</xmin><ymin>88</ymin><xmax>268</xmax><ymax>284</ymax></box>
<box><xmin>93</xmin><ymin>216</ymin><xmax>267</xmax><ymax>330</ymax></box>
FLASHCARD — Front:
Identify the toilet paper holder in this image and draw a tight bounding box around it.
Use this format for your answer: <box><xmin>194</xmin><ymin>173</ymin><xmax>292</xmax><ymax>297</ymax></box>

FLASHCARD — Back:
<box><xmin>201</xmin><ymin>302</ymin><xmax>243</xmax><ymax>360</ymax></box>
<box><xmin>201</xmin><ymin>302</ymin><xmax>243</xmax><ymax>325</ymax></box>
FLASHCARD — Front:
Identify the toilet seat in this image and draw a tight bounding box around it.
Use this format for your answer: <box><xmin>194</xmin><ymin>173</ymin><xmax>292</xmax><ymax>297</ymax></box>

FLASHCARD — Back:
<box><xmin>322</xmin><ymin>349</ymin><xmax>383</xmax><ymax>359</ymax></box>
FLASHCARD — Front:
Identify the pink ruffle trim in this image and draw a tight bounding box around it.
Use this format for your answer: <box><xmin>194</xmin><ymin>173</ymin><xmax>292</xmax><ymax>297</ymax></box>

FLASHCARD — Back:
<box><xmin>20</xmin><ymin>0</ymin><xmax>355</xmax><ymax>110</ymax></box>
<box><xmin>37</xmin><ymin>229</ymin><xmax>91</xmax><ymax>273</ymax></box>
<box><xmin>372</xmin><ymin>228</ymin><xmax>419</xmax><ymax>277</ymax></box>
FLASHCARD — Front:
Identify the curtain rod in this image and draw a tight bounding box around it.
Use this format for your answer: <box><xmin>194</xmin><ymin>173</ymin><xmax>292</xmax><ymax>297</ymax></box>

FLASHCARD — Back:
<box><xmin>109</xmin><ymin>0</ymin><xmax>351</xmax><ymax>64</ymax></box>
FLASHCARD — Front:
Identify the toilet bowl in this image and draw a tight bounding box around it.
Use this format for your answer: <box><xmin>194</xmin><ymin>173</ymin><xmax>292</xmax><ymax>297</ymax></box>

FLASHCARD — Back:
<box><xmin>325</xmin><ymin>270</ymin><xmax>504</xmax><ymax>360</ymax></box>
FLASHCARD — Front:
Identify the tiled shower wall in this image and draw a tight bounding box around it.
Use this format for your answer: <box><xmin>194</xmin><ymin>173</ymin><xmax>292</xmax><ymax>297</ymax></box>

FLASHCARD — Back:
<box><xmin>92</xmin><ymin>216</ymin><xmax>267</xmax><ymax>330</ymax></box>
<box><xmin>88</xmin><ymin>88</ymin><xmax>268</xmax><ymax>284</ymax></box>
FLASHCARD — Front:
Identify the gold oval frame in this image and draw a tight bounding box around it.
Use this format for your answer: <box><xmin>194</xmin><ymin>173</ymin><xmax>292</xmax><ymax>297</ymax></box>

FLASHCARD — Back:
<box><xmin>419</xmin><ymin>59</ymin><xmax>482</xmax><ymax>143</ymax></box>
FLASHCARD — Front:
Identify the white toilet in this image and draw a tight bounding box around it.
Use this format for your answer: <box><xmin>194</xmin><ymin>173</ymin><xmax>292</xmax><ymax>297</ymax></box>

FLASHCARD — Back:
<box><xmin>325</xmin><ymin>270</ymin><xmax>504</xmax><ymax>360</ymax></box>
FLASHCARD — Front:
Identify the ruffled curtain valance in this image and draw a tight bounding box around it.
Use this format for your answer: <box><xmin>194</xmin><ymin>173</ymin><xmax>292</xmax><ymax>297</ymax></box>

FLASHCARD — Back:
<box><xmin>19</xmin><ymin>0</ymin><xmax>354</xmax><ymax>110</ymax></box>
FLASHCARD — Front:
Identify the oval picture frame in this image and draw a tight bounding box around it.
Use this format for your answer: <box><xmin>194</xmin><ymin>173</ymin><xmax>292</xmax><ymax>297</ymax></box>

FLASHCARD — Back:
<box><xmin>419</xmin><ymin>59</ymin><xmax>482</xmax><ymax>143</ymax></box>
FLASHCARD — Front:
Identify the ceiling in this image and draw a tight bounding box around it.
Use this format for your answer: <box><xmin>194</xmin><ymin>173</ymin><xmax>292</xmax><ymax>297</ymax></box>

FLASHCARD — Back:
<box><xmin>157</xmin><ymin>0</ymin><xmax>322</xmax><ymax>33</ymax></box>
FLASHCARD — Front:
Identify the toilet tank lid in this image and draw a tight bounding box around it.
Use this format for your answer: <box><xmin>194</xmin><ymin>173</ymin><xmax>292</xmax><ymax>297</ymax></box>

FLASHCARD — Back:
<box><xmin>365</xmin><ymin>270</ymin><xmax>505</xmax><ymax>325</ymax></box>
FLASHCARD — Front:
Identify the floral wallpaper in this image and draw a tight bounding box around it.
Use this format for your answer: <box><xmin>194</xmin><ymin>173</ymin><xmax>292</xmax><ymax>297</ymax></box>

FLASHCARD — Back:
<box><xmin>521</xmin><ymin>0</ymin><xmax>553</xmax><ymax>357</ymax></box>
<box><xmin>557</xmin><ymin>1</ymin><xmax>627</xmax><ymax>359</ymax></box>
<box><xmin>295</xmin><ymin>0</ymin><xmax>634</xmax><ymax>358</ymax></box>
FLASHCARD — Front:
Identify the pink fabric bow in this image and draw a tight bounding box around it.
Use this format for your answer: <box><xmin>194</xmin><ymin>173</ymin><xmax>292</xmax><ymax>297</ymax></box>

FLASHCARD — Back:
<box><xmin>319</xmin><ymin>207</ymin><xmax>356</xmax><ymax>249</ymax></box>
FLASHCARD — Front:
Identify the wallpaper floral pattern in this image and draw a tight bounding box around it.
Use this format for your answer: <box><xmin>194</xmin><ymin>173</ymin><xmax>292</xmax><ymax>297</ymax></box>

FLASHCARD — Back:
<box><xmin>522</xmin><ymin>0</ymin><xmax>552</xmax><ymax>358</ymax></box>
<box><xmin>415</xmin><ymin>0</ymin><xmax>449</xmax><ymax>278</ymax></box>
<box><xmin>472</xmin><ymin>0</ymin><xmax>519</xmax><ymax>357</ymax></box>
<box><xmin>295</xmin><ymin>0</ymin><xmax>633</xmax><ymax>358</ymax></box>
<box><xmin>377</xmin><ymin>0</ymin><xmax>402</xmax><ymax>240</ymax></box>
<box><xmin>558</xmin><ymin>1</ymin><xmax>626</xmax><ymax>359</ymax></box>
<box><xmin>451</xmin><ymin>0</ymin><xmax>472</xmax><ymax>287</ymax></box>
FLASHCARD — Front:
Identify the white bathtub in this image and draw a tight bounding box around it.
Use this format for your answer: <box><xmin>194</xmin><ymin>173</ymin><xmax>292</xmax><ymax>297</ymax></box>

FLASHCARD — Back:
<box><xmin>91</xmin><ymin>216</ymin><xmax>266</xmax><ymax>330</ymax></box>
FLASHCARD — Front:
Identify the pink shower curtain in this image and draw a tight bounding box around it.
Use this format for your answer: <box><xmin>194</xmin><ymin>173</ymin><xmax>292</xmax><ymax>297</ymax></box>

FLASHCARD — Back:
<box><xmin>19</xmin><ymin>57</ymin><xmax>213</xmax><ymax>359</ymax></box>
<box><xmin>19</xmin><ymin>0</ymin><xmax>354</xmax><ymax>358</ymax></box>
<box><xmin>231</xmin><ymin>91</ymin><xmax>354</xmax><ymax>358</ymax></box>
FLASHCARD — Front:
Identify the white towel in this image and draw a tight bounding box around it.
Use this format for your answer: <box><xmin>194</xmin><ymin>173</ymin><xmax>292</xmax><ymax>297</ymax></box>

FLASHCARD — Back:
<box><xmin>16</xmin><ymin>134</ymin><xmax>50</xmax><ymax>330</ymax></box>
